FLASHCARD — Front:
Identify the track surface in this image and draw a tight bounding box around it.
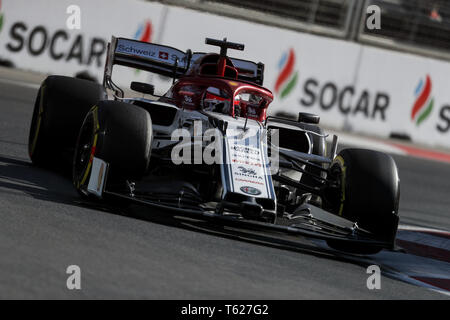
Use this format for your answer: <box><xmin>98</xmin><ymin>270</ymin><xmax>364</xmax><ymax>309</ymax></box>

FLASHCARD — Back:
<box><xmin>0</xmin><ymin>79</ymin><xmax>449</xmax><ymax>299</ymax></box>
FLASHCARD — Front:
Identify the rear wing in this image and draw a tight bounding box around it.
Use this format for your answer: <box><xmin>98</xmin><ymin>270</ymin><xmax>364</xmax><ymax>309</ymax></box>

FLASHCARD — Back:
<box><xmin>103</xmin><ymin>36</ymin><xmax>265</xmax><ymax>93</ymax></box>
<box><xmin>103</xmin><ymin>37</ymin><xmax>190</xmax><ymax>86</ymax></box>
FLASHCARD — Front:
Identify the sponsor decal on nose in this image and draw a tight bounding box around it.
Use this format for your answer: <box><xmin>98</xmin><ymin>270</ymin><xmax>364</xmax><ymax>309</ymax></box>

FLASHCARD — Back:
<box><xmin>240</xmin><ymin>186</ymin><xmax>262</xmax><ymax>196</ymax></box>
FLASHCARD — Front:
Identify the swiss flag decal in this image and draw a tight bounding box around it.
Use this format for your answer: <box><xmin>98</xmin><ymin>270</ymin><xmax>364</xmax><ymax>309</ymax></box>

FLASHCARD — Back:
<box><xmin>159</xmin><ymin>51</ymin><xmax>169</xmax><ymax>60</ymax></box>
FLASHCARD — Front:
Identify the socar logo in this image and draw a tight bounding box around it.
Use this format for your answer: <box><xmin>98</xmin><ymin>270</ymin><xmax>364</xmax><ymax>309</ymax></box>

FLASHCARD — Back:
<box><xmin>133</xmin><ymin>21</ymin><xmax>152</xmax><ymax>74</ymax></box>
<box><xmin>411</xmin><ymin>75</ymin><xmax>434</xmax><ymax>126</ymax></box>
<box><xmin>274</xmin><ymin>48</ymin><xmax>298</xmax><ymax>100</ymax></box>
<box><xmin>0</xmin><ymin>0</ymin><xmax>4</xmax><ymax>34</ymax></box>
<box><xmin>134</xmin><ymin>20</ymin><xmax>152</xmax><ymax>43</ymax></box>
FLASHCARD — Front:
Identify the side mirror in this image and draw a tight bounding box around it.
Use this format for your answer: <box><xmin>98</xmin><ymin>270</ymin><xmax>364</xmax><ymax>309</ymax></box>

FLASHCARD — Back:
<box><xmin>298</xmin><ymin>112</ymin><xmax>320</xmax><ymax>124</ymax></box>
<box><xmin>130</xmin><ymin>82</ymin><xmax>154</xmax><ymax>95</ymax></box>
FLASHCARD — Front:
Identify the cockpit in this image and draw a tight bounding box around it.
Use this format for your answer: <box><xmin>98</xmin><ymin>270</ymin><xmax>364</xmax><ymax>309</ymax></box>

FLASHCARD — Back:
<box><xmin>160</xmin><ymin>38</ymin><xmax>273</xmax><ymax>121</ymax></box>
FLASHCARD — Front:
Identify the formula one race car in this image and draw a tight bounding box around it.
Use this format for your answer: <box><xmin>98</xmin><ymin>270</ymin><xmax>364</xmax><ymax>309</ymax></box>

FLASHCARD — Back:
<box><xmin>28</xmin><ymin>37</ymin><xmax>400</xmax><ymax>254</ymax></box>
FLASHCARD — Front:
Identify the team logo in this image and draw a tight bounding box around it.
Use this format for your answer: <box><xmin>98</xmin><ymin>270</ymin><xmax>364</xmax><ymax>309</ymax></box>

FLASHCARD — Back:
<box><xmin>274</xmin><ymin>48</ymin><xmax>298</xmax><ymax>100</ymax></box>
<box><xmin>0</xmin><ymin>0</ymin><xmax>4</xmax><ymax>34</ymax></box>
<box><xmin>240</xmin><ymin>186</ymin><xmax>261</xmax><ymax>196</ymax></box>
<box><xmin>411</xmin><ymin>75</ymin><xmax>434</xmax><ymax>126</ymax></box>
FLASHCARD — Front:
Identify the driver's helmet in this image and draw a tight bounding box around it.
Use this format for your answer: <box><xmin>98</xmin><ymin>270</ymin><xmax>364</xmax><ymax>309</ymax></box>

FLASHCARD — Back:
<box><xmin>234</xmin><ymin>92</ymin><xmax>265</xmax><ymax>120</ymax></box>
<box><xmin>202</xmin><ymin>87</ymin><xmax>231</xmax><ymax>114</ymax></box>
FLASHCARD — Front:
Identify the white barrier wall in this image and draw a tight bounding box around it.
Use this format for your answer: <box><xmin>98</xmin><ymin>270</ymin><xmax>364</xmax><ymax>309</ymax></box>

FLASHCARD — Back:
<box><xmin>355</xmin><ymin>46</ymin><xmax>450</xmax><ymax>149</ymax></box>
<box><xmin>0</xmin><ymin>0</ymin><xmax>166</xmax><ymax>85</ymax></box>
<box><xmin>0</xmin><ymin>0</ymin><xmax>449</xmax><ymax>149</ymax></box>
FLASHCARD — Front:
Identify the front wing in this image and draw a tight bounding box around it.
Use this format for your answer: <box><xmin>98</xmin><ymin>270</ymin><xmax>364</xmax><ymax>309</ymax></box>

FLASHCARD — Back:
<box><xmin>102</xmin><ymin>188</ymin><xmax>393</xmax><ymax>252</ymax></box>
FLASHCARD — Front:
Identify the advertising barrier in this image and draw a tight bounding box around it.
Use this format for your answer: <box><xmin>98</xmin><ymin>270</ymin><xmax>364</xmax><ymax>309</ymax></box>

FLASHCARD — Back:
<box><xmin>0</xmin><ymin>0</ymin><xmax>449</xmax><ymax>150</ymax></box>
<box><xmin>0</xmin><ymin>0</ymin><xmax>166</xmax><ymax>85</ymax></box>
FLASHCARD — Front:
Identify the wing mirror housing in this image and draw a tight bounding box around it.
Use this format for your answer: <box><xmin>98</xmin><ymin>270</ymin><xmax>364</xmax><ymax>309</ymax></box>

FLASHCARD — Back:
<box><xmin>298</xmin><ymin>112</ymin><xmax>320</xmax><ymax>124</ymax></box>
<box><xmin>130</xmin><ymin>82</ymin><xmax>155</xmax><ymax>95</ymax></box>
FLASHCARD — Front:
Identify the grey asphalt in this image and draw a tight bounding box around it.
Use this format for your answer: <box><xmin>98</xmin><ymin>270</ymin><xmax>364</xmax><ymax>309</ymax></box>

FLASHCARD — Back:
<box><xmin>0</xmin><ymin>78</ymin><xmax>448</xmax><ymax>299</ymax></box>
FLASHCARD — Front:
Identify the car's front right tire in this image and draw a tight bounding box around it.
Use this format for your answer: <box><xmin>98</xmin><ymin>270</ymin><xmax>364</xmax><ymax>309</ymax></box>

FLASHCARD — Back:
<box><xmin>73</xmin><ymin>101</ymin><xmax>153</xmax><ymax>197</ymax></box>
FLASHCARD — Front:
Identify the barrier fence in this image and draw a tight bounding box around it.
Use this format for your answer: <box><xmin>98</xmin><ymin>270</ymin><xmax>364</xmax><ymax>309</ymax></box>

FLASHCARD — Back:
<box><xmin>162</xmin><ymin>0</ymin><xmax>450</xmax><ymax>61</ymax></box>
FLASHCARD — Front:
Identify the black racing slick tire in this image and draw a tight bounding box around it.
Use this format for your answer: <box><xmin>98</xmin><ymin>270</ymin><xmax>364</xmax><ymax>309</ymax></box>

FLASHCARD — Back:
<box><xmin>73</xmin><ymin>101</ymin><xmax>152</xmax><ymax>197</ymax></box>
<box><xmin>327</xmin><ymin>148</ymin><xmax>400</xmax><ymax>253</ymax></box>
<box><xmin>28</xmin><ymin>76</ymin><xmax>107</xmax><ymax>168</ymax></box>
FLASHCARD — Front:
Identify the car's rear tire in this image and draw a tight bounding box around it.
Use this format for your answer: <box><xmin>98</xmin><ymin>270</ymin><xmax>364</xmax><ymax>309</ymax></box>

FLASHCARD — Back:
<box><xmin>327</xmin><ymin>148</ymin><xmax>400</xmax><ymax>254</ymax></box>
<box><xmin>73</xmin><ymin>101</ymin><xmax>152</xmax><ymax>197</ymax></box>
<box><xmin>28</xmin><ymin>76</ymin><xmax>107</xmax><ymax>169</ymax></box>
